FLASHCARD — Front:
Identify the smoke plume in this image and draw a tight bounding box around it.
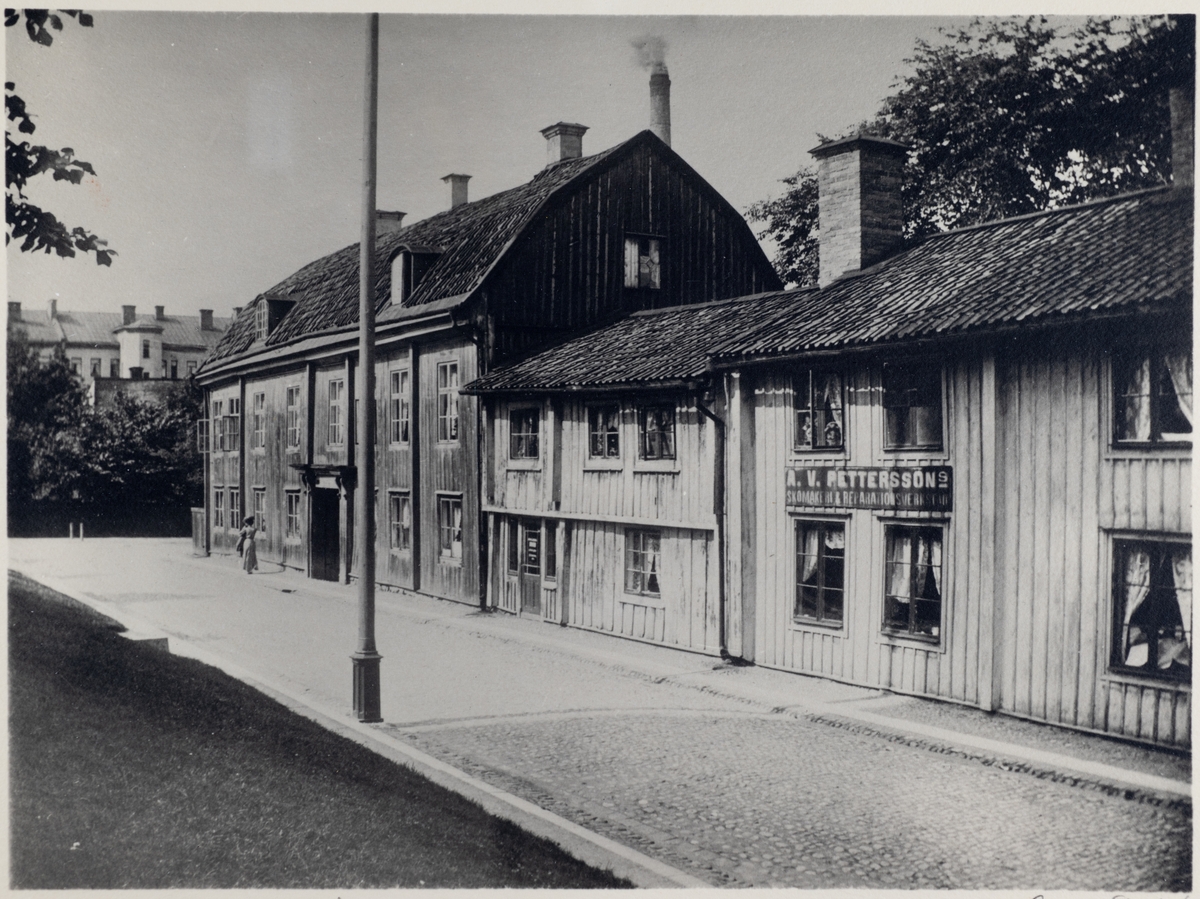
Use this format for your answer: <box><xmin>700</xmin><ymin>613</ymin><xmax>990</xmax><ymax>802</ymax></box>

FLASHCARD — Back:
<box><xmin>630</xmin><ymin>35</ymin><xmax>668</xmax><ymax>73</ymax></box>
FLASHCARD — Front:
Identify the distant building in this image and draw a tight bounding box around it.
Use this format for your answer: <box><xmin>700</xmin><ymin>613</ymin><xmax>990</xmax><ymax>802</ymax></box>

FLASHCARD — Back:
<box><xmin>7</xmin><ymin>300</ymin><xmax>230</xmax><ymax>398</ymax></box>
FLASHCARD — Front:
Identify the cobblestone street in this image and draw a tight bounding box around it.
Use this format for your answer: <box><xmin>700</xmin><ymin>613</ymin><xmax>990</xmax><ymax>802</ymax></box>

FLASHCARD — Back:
<box><xmin>395</xmin><ymin>707</ymin><xmax>1191</xmax><ymax>890</ymax></box>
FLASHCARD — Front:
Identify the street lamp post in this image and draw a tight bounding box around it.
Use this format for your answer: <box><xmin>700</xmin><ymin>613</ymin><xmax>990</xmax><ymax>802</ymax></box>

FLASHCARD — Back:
<box><xmin>351</xmin><ymin>11</ymin><xmax>382</xmax><ymax>723</ymax></box>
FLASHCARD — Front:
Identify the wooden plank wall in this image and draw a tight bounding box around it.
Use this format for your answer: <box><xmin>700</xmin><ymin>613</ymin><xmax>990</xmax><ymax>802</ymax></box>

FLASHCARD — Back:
<box><xmin>751</xmin><ymin>361</ymin><xmax>987</xmax><ymax>706</ymax></box>
<box><xmin>243</xmin><ymin>368</ymin><xmax>307</xmax><ymax>571</ymax></box>
<box><xmin>208</xmin><ymin>382</ymin><xmax>242</xmax><ymax>554</ymax></box>
<box><xmin>995</xmin><ymin>343</ymin><xmax>1191</xmax><ymax>747</ymax></box>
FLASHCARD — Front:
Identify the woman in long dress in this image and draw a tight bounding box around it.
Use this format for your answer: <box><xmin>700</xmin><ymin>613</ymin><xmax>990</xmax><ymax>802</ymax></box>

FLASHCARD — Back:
<box><xmin>239</xmin><ymin>517</ymin><xmax>258</xmax><ymax>574</ymax></box>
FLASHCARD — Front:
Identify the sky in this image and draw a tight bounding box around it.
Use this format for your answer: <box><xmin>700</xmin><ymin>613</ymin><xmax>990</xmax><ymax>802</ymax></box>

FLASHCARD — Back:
<box><xmin>6</xmin><ymin>10</ymin><xmax>1012</xmax><ymax>320</ymax></box>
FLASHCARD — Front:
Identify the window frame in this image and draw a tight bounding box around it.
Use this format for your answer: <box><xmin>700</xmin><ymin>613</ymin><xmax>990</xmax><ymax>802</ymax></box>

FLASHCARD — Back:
<box><xmin>328</xmin><ymin>378</ymin><xmax>345</xmax><ymax>447</ymax></box>
<box><xmin>793</xmin><ymin>368</ymin><xmax>846</xmax><ymax>453</ymax></box>
<box><xmin>90</xmin><ymin>357</ymin><xmax>102</xmax><ymax>377</ymax></box>
<box><xmin>252</xmin><ymin>392</ymin><xmax>266</xmax><ymax>450</ymax></box>
<box><xmin>794</xmin><ymin>518</ymin><xmax>847</xmax><ymax>628</ymax></box>
<box><xmin>389</xmin><ymin>491</ymin><xmax>412</xmax><ymax>554</ymax></box>
<box><xmin>389</xmin><ymin>368</ymin><xmax>411</xmax><ymax>445</ymax></box>
<box><xmin>253</xmin><ymin>488</ymin><xmax>265</xmax><ymax>530</ymax></box>
<box><xmin>881</xmin><ymin>522</ymin><xmax>945</xmax><ymax>644</ymax></box>
<box><xmin>225</xmin><ymin>397</ymin><xmax>241</xmax><ymax>451</ymax></box>
<box><xmin>1109</xmin><ymin>536</ymin><xmax>1192</xmax><ymax>683</ymax></box>
<box><xmin>229</xmin><ymin>488</ymin><xmax>241</xmax><ymax>532</ymax></box>
<box><xmin>586</xmin><ymin>404</ymin><xmax>622</xmax><ymax>465</ymax></box>
<box><xmin>624</xmin><ymin>529</ymin><xmax>663</xmax><ymax>598</ymax></box>
<box><xmin>285</xmin><ymin>491</ymin><xmax>302</xmax><ymax>543</ymax></box>
<box><xmin>212</xmin><ymin>400</ymin><xmax>225</xmax><ymax>451</ymax></box>
<box><xmin>213</xmin><ymin>488</ymin><xmax>225</xmax><ymax>529</ymax></box>
<box><xmin>437</xmin><ymin>361</ymin><xmax>460</xmax><ymax>443</ymax></box>
<box><xmin>437</xmin><ymin>493</ymin><xmax>464</xmax><ymax>564</ymax></box>
<box><xmin>286</xmin><ymin>386</ymin><xmax>301</xmax><ymax>450</ymax></box>
<box><xmin>141</xmin><ymin>340</ymin><xmax>150</xmax><ymax>360</ymax></box>
<box><xmin>254</xmin><ymin>299</ymin><xmax>268</xmax><ymax>341</ymax></box>
<box><xmin>111</xmin><ymin>359</ymin><xmax>121</xmax><ymax>378</ymax></box>
<box><xmin>882</xmin><ymin>361</ymin><xmax>944</xmax><ymax>452</ymax></box>
<box><xmin>637</xmin><ymin>404</ymin><xmax>676</xmax><ymax>462</ymax></box>
<box><xmin>187</xmin><ymin>360</ymin><xmax>197</xmax><ymax>376</ymax></box>
<box><xmin>508</xmin><ymin>406</ymin><xmax>541</xmax><ymax>463</ymax></box>
<box><xmin>1111</xmin><ymin>348</ymin><xmax>1193</xmax><ymax>448</ymax></box>
<box><xmin>623</xmin><ymin>234</ymin><xmax>662</xmax><ymax>290</ymax></box>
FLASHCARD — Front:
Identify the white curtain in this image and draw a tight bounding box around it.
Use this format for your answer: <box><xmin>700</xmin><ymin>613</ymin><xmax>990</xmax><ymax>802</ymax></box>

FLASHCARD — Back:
<box><xmin>1124</xmin><ymin>358</ymin><xmax>1152</xmax><ymax>441</ymax></box>
<box><xmin>825</xmin><ymin>527</ymin><xmax>845</xmax><ymax>551</ymax></box>
<box><xmin>928</xmin><ymin>534</ymin><xmax>942</xmax><ymax>596</ymax></box>
<box><xmin>820</xmin><ymin>372</ymin><xmax>844</xmax><ymax>445</ymax></box>
<box><xmin>1122</xmin><ymin>548</ymin><xmax>1151</xmax><ymax>667</ymax></box>
<box><xmin>1164</xmin><ymin>351</ymin><xmax>1193</xmax><ymax>434</ymax></box>
<box><xmin>887</xmin><ymin>533</ymin><xmax>912</xmax><ymax>600</ymax></box>
<box><xmin>800</xmin><ymin>527</ymin><xmax>820</xmax><ymax>584</ymax></box>
<box><xmin>1159</xmin><ymin>547</ymin><xmax>1193</xmax><ymax>669</ymax></box>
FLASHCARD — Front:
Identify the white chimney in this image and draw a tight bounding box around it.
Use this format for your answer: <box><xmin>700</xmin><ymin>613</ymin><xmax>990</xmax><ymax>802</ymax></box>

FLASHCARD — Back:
<box><xmin>442</xmin><ymin>174</ymin><xmax>471</xmax><ymax>210</ymax></box>
<box><xmin>122</xmin><ymin>304</ymin><xmax>136</xmax><ymax>325</ymax></box>
<box><xmin>650</xmin><ymin>66</ymin><xmax>671</xmax><ymax>146</ymax></box>
<box><xmin>377</xmin><ymin>210</ymin><xmax>407</xmax><ymax>233</ymax></box>
<box><xmin>540</xmin><ymin>122</ymin><xmax>588</xmax><ymax>167</ymax></box>
<box><xmin>155</xmin><ymin>305</ymin><xmax>165</xmax><ymax>321</ymax></box>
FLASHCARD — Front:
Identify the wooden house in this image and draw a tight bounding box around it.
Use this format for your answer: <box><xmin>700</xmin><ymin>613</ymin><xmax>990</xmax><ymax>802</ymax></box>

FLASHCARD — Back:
<box><xmin>194</xmin><ymin>106</ymin><xmax>781</xmax><ymax>609</ymax></box>
<box><xmin>467</xmin><ymin>110</ymin><xmax>1193</xmax><ymax>747</ymax></box>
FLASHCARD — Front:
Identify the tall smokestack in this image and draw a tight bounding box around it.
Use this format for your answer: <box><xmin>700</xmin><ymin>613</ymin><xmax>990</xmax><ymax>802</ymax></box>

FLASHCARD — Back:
<box><xmin>650</xmin><ymin>66</ymin><xmax>671</xmax><ymax>146</ymax></box>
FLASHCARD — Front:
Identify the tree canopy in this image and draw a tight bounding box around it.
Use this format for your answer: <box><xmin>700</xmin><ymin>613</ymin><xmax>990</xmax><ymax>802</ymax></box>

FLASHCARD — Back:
<box><xmin>5</xmin><ymin>8</ymin><xmax>115</xmax><ymax>264</ymax></box>
<box><xmin>748</xmin><ymin>15</ymin><xmax>1194</xmax><ymax>287</ymax></box>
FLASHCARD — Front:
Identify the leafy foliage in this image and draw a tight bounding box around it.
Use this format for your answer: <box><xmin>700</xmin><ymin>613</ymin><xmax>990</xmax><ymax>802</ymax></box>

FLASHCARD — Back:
<box><xmin>5</xmin><ymin>8</ymin><xmax>114</xmax><ymax>264</ymax></box>
<box><xmin>748</xmin><ymin>15</ymin><xmax>1194</xmax><ymax>287</ymax></box>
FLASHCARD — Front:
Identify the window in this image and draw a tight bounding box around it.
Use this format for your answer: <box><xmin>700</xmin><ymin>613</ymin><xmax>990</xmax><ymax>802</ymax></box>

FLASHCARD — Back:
<box><xmin>285</xmin><ymin>492</ymin><xmax>301</xmax><ymax>541</ymax></box>
<box><xmin>354</xmin><ymin>398</ymin><xmax>360</xmax><ymax>446</ymax></box>
<box><xmin>90</xmin><ymin>358</ymin><xmax>101</xmax><ymax>376</ymax></box>
<box><xmin>623</xmin><ymin>235</ymin><xmax>661</xmax><ymax>289</ymax></box>
<box><xmin>588</xmin><ymin>405</ymin><xmax>621</xmax><ymax>458</ymax></box>
<box><xmin>795</xmin><ymin>370</ymin><xmax>844</xmax><ymax>450</ymax></box>
<box><xmin>328</xmin><ymin>379</ymin><xmax>345</xmax><ymax>446</ymax></box>
<box><xmin>229</xmin><ymin>488</ymin><xmax>240</xmax><ymax>531</ymax></box>
<box><xmin>545</xmin><ymin>522</ymin><xmax>557</xmax><ymax>580</ymax></box>
<box><xmin>795</xmin><ymin>521</ymin><xmax>845</xmax><ymax>624</ymax></box>
<box><xmin>509</xmin><ymin>408</ymin><xmax>540</xmax><ymax>459</ymax></box>
<box><xmin>254</xmin><ymin>300</ymin><xmax>268</xmax><ymax>340</ymax></box>
<box><xmin>638</xmin><ymin>405</ymin><xmax>675</xmax><ymax>460</ymax></box>
<box><xmin>438</xmin><ymin>495</ymin><xmax>463</xmax><ymax>561</ymax></box>
<box><xmin>625</xmin><ymin>529</ymin><xmax>662</xmax><ymax>596</ymax></box>
<box><xmin>389</xmin><ymin>369</ymin><xmax>410</xmax><ymax>444</ymax></box>
<box><xmin>883</xmin><ymin>361</ymin><xmax>942</xmax><ymax>450</ymax></box>
<box><xmin>212</xmin><ymin>400</ymin><xmax>224</xmax><ymax>451</ymax></box>
<box><xmin>1112</xmin><ymin>539</ymin><xmax>1191</xmax><ymax>681</ymax></box>
<box><xmin>213</xmin><ymin>489</ymin><xmax>225</xmax><ymax>529</ymax></box>
<box><xmin>187</xmin><ymin>360</ymin><xmax>197</xmax><ymax>376</ymax></box>
<box><xmin>507</xmin><ymin>519</ymin><xmax>520</xmax><ymax>573</ymax></box>
<box><xmin>110</xmin><ymin>359</ymin><xmax>120</xmax><ymax>378</ymax></box>
<box><xmin>437</xmin><ymin>362</ymin><xmax>459</xmax><ymax>441</ymax></box>
<box><xmin>171</xmin><ymin>359</ymin><xmax>178</xmax><ymax>379</ymax></box>
<box><xmin>161</xmin><ymin>359</ymin><xmax>167</xmax><ymax>378</ymax></box>
<box><xmin>883</xmin><ymin>525</ymin><xmax>943</xmax><ymax>640</ymax></box>
<box><xmin>70</xmin><ymin>357</ymin><xmax>81</xmax><ymax>375</ymax></box>
<box><xmin>252</xmin><ymin>393</ymin><xmax>265</xmax><ymax>449</ymax></box>
<box><xmin>253</xmin><ymin>488</ymin><xmax>265</xmax><ymax>529</ymax></box>
<box><xmin>1113</xmin><ymin>349</ymin><xmax>1192</xmax><ymax>445</ymax></box>
<box><xmin>225</xmin><ymin>397</ymin><xmax>241</xmax><ymax>450</ymax></box>
<box><xmin>196</xmin><ymin>419</ymin><xmax>209</xmax><ymax>454</ymax></box>
<box><xmin>286</xmin><ymin>386</ymin><xmax>301</xmax><ymax>449</ymax></box>
<box><xmin>389</xmin><ymin>493</ymin><xmax>412</xmax><ymax>552</ymax></box>
<box><xmin>142</xmin><ymin>340</ymin><xmax>150</xmax><ymax>359</ymax></box>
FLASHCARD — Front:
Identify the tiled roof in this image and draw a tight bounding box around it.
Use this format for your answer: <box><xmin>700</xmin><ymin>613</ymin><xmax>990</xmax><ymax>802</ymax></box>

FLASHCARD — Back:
<box><xmin>202</xmin><ymin>137</ymin><xmax>632</xmax><ymax>369</ymax></box>
<box><xmin>467</xmin><ymin>187</ymin><xmax>1191</xmax><ymax>393</ymax></box>
<box><xmin>11</xmin><ymin>309</ymin><xmax>230</xmax><ymax>350</ymax></box>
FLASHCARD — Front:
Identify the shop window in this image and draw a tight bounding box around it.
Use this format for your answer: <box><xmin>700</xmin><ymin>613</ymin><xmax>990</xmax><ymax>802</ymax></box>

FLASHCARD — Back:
<box><xmin>624</xmin><ymin>529</ymin><xmax>662</xmax><ymax>596</ymax></box>
<box><xmin>795</xmin><ymin>520</ymin><xmax>845</xmax><ymax>624</ymax></box>
<box><xmin>883</xmin><ymin>524</ymin><xmax>943</xmax><ymax>641</ymax></box>
<box><xmin>1113</xmin><ymin>349</ymin><xmax>1192</xmax><ymax>445</ymax></box>
<box><xmin>794</xmin><ymin>369</ymin><xmax>844</xmax><ymax>450</ymax></box>
<box><xmin>437</xmin><ymin>361</ymin><xmax>459</xmax><ymax>442</ymax></box>
<box><xmin>623</xmin><ymin>235</ymin><xmax>661</xmax><ymax>289</ymax></box>
<box><xmin>510</xmin><ymin>408</ymin><xmax>540</xmax><ymax>459</ymax></box>
<box><xmin>637</xmin><ymin>405</ymin><xmax>675</xmax><ymax>461</ymax></box>
<box><xmin>285</xmin><ymin>492</ymin><xmax>301</xmax><ymax>541</ymax></box>
<box><xmin>588</xmin><ymin>405</ymin><xmax>621</xmax><ymax>458</ymax></box>
<box><xmin>883</xmin><ymin>362</ymin><xmax>942</xmax><ymax>450</ymax></box>
<box><xmin>252</xmin><ymin>392</ymin><xmax>265</xmax><ymax>449</ymax></box>
<box><xmin>328</xmin><ymin>379</ymin><xmax>345</xmax><ymax>446</ymax></box>
<box><xmin>438</xmin><ymin>494</ymin><xmax>463</xmax><ymax>561</ymax></box>
<box><xmin>1112</xmin><ymin>539</ymin><xmax>1191</xmax><ymax>681</ymax></box>
<box><xmin>389</xmin><ymin>369</ymin><xmax>410</xmax><ymax>444</ymax></box>
<box><xmin>286</xmin><ymin>386</ymin><xmax>301</xmax><ymax>449</ymax></box>
<box><xmin>253</xmin><ymin>488</ymin><xmax>265</xmax><ymax>529</ymax></box>
<box><xmin>389</xmin><ymin>492</ymin><xmax>412</xmax><ymax>553</ymax></box>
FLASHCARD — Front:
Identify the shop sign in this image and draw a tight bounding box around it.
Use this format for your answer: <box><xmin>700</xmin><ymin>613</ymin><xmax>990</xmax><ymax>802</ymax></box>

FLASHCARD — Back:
<box><xmin>786</xmin><ymin>465</ymin><xmax>953</xmax><ymax>512</ymax></box>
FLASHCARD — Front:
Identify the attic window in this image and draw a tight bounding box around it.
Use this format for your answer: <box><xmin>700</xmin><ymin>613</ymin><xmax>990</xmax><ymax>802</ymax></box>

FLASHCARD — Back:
<box><xmin>254</xmin><ymin>300</ymin><xmax>268</xmax><ymax>340</ymax></box>
<box><xmin>624</xmin><ymin>236</ymin><xmax>661</xmax><ymax>289</ymax></box>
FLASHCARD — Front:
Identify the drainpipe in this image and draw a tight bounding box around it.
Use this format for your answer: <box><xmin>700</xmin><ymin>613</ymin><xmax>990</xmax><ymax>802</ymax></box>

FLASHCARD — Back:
<box><xmin>695</xmin><ymin>392</ymin><xmax>749</xmax><ymax>666</ymax></box>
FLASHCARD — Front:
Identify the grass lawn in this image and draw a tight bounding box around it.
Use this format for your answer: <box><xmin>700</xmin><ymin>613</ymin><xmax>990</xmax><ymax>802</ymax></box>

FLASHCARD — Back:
<box><xmin>9</xmin><ymin>571</ymin><xmax>632</xmax><ymax>889</ymax></box>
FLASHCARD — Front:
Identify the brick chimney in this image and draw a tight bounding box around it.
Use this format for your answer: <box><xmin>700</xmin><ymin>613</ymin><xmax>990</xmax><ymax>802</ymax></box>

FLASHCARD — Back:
<box><xmin>155</xmin><ymin>305</ymin><xmax>165</xmax><ymax>321</ymax></box>
<box><xmin>810</xmin><ymin>134</ymin><xmax>908</xmax><ymax>287</ymax></box>
<box><xmin>650</xmin><ymin>66</ymin><xmax>671</xmax><ymax>146</ymax></box>
<box><xmin>1171</xmin><ymin>87</ymin><xmax>1194</xmax><ymax>188</ymax></box>
<box><xmin>48</xmin><ymin>298</ymin><xmax>57</xmax><ymax>319</ymax></box>
<box><xmin>199</xmin><ymin>309</ymin><xmax>214</xmax><ymax>331</ymax></box>
<box><xmin>441</xmin><ymin>174</ymin><xmax>471</xmax><ymax>210</ymax></box>
<box><xmin>8</xmin><ymin>301</ymin><xmax>21</xmax><ymax>320</ymax></box>
<box><xmin>377</xmin><ymin>210</ymin><xmax>407</xmax><ymax>234</ymax></box>
<box><xmin>122</xmin><ymin>304</ymin><xmax>136</xmax><ymax>325</ymax></box>
<box><xmin>540</xmin><ymin>123</ymin><xmax>588</xmax><ymax>167</ymax></box>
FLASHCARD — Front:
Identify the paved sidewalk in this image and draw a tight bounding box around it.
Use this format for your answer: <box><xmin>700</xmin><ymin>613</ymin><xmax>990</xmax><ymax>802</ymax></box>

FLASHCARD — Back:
<box><xmin>9</xmin><ymin>538</ymin><xmax>1191</xmax><ymax>889</ymax></box>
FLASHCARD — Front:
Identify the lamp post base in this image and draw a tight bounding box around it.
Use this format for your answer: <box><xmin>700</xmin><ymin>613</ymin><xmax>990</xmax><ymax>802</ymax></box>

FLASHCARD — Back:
<box><xmin>351</xmin><ymin>651</ymin><xmax>382</xmax><ymax>722</ymax></box>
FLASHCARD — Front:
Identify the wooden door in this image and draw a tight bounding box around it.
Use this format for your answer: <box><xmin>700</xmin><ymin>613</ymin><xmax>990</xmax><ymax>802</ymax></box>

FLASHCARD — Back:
<box><xmin>310</xmin><ymin>488</ymin><xmax>340</xmax><ymax>581</ymax></box>
<box><xmin>519</xmin><ymin>519</ymin><xmax>542</xmax><ymax>616</ymax></box>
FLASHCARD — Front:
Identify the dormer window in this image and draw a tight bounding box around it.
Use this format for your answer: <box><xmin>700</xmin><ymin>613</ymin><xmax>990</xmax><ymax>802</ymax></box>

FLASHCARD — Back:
<box><xmin>255</xmin><ymin>300</ymin><xmax>268</xmax><ymax>340</ymax></box>
<box><xmin>624</xmin><ymin>236</ymin><xmax>661</xmax><ymax>289</ymax></box>
<box><xmin>392</xmin><ymin>249</ymin><xmax>441</xmax><ymax>304</ymax></box>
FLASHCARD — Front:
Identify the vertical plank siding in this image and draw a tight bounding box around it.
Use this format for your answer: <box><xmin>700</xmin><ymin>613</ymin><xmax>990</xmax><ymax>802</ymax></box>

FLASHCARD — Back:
<box><xmin>748</xmin><ymin>340</ymin><xmax>1188</xmax><ymax>747</ymax></box>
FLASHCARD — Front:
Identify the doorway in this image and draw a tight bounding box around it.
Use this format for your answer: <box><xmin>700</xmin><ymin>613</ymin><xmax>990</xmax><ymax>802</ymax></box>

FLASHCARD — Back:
<box><xmin>519</xmin><ymin>519</ymin><xmax>542</xmax><ymax>616</ymax></box>
<box><xmin>310</xmin><ymin>487</ymin><xmax>340</xmax><ymax>581</ymax></box>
